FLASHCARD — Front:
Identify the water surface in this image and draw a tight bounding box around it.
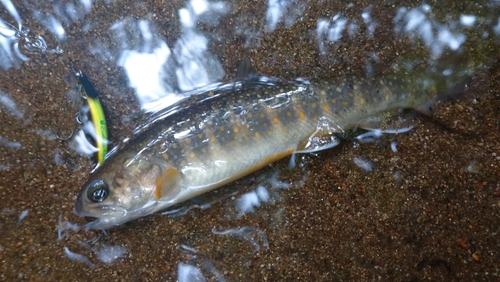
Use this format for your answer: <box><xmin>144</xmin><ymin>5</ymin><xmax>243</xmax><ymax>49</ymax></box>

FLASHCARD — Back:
<box><xmin>0</xmin><ymin>0</ymin><xmax>499</xmax><ymax>280</ymax></box>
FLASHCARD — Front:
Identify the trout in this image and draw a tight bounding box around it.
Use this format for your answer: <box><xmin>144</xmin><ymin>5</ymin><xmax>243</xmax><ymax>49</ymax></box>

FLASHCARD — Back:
<box><xmin>74</xmin><ymin>72</ymin><xmax>457</xmax><ymax>230</ymax></box>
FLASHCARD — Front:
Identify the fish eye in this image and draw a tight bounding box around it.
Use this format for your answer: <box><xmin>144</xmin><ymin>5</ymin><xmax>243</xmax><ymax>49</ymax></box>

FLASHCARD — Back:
<box><xmin>86</xmin><ymin>180</ymin><xmax>109</xmax><ymax>203</ymax></box>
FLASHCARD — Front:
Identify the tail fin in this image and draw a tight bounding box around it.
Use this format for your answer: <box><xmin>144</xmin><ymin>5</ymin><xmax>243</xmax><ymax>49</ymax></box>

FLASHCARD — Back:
<box><xmin>417</xmin><ymin>58</ymin><xmax>499</xmax><ymax>116</ymax></box>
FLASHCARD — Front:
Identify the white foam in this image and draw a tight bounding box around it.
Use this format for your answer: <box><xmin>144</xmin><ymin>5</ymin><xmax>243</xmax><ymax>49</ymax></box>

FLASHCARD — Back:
<box><xmin>270</xmin><ymin>171</ymin><xmax>290</xmax><ymax>189</ymax></box>
<box><xmin>64</xmin><ymin>247</ymin><xmax>96</xmax><ymax>268</ymax></box>
<box><xmin>0</xmin><ymin>92</ymin><xmax>23</xmax><ymax>118</ymax></box>
<box><xmin>256</xmin><ymin>186</ymin><xmax>270</xmax><ymax>202</ymax></box>
<box><xmin>460</xmin><ymin>15</ymin><xmax>476</xmax><ymax>27</ymax></box>
<box><xmin>391</xmin><ymin>140</ymin><xmax>398</xmax><ymax>153</ymax></box>
<box><xmin>96</xmin><ymin>245</ymin><xmax>126</xmax><ymax>264</ymax></box>
<box><xmin>212</xmin><ymin>226</ymin><xmax>269</xmax><ymax>252</ymax></box>
<box><xmin>16</xmin><ymin>209</ymin><xmax>28</xmax><ymax>225</ymax></box>
<box><xmin>236</xmin><ymin>190</ymin><xmax>261</xmax><ymax>214</ymax></box>
<box><xmin>57</xmin><ymin>220</ymin><xmax>82</xmax><ymax>241</ymax></box>
<box><xmin>353</xmin><ymin>157</ymin><xmax>375</xmax><ymax>172</ymax></box>
<box><xmin>178</xmin><ymin>263</ymin><xmax>206</xmax><ymax>282</ymax></box>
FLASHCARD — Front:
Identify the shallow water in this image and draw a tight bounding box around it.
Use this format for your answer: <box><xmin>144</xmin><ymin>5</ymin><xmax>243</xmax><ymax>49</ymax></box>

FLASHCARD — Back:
<box><xmin>0</xmin><ymin>0</ymin><xmax>499</xmax><ymax>280</ymax></box>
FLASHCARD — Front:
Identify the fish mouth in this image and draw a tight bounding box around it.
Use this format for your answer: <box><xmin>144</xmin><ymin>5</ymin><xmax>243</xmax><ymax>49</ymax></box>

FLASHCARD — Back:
<box><xmin>74</xmin><ymin>196</ymin><xmax>128</xmax><ymax>217</ymax></box>
<box><xmin>82</xmin><ymin>217</ymin><xmax>110</xmax><ymax>231</ymax></box>
<box><xmin>73</xmin><ymin>205</ymin><xmax>123</xmax><ymax>230</ymax></box>
<box><xmin>74</xmin><ymin>201</ymin><xmax>160</xmax><ymax>230</ymax></box>
<box><xmin>85</xmin><ymin>216</ymin><xmax>97</xmax><ymax>222</ymax></box>
<box><xmin>73</xmin><ymin>206</ymin><xmax>132</xmax><ymax>230</ymax></box>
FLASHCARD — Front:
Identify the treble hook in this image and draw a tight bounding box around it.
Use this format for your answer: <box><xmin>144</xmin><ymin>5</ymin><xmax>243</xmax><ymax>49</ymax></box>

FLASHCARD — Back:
<box><xmin>55</xmin><ymin>63</ymin><xmax>87</xmax><ymax>141</ymax></box>
<box><xmin>69</xmin><ymin>62</ymin><xmax>83</xmax><ymax>78</ymax></box>
<box><xmin>56</xmin><ymin>112</ymin><xmax>82</xmax><ymax>141</ymax></box>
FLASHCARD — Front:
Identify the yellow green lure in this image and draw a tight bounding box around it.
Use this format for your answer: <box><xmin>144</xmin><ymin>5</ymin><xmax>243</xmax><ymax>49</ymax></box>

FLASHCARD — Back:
<box><xmin>72</xmin><ymin>67</ymin><xmax>109</xmax><ymax>165</ymax></box>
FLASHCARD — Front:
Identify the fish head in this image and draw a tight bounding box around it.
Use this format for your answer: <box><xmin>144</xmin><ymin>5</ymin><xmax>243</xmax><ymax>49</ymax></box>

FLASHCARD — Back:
<box><xmin>74</xmin><ymin>153</ymin><xmax>164</xmax><ymax>229</ymax></box>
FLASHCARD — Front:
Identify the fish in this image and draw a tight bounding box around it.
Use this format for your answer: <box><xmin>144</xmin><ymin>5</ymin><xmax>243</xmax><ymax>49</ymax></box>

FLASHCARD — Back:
<box><xmin>74</xmin><ymin>71</ymin><xmax>462</xmax><ymax>230</ymax></box>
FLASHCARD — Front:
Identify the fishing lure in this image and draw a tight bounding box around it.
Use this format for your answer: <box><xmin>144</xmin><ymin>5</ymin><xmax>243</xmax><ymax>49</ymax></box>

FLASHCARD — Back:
<box><xmin>75</xmin><ymin>68</ymin><xmax>108</xmax><ymax>165</ymax></box>
<box><xmin>57</xmin><ymin>67</ymin><xmax>109</xmax><ymax>166</ymax></box>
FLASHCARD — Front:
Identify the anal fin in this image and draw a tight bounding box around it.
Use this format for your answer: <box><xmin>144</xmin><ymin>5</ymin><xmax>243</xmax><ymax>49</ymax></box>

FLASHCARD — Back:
<box><xmin>355</xmin><ymin>110</ymin><xmax>416</xmax><ymax>133</ymax></box>
<box><xmin>295</xmin><ymin>117</ymin><xmax>343</xmax><ymax>154</ymax></box>
<box><xmin>296</xmin><ymin>129</ymin><xmax>341</xmax><ymax>154</ymax></box>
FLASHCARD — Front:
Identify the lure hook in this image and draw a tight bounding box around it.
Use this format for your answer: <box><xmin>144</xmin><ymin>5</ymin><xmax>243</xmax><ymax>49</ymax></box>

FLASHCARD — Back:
<box><xmin>56</xmin><ymin>112</ymin><xmax>81</xmax><ymax>141</ymax></box>
<box><xmin>68</xmin><ymin>62</ymin><xmax>83</xmax><ymax>78</ymax></box>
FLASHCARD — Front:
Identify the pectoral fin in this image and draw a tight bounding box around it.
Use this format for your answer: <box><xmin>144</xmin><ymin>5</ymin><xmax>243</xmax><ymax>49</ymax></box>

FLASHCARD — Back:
<box><xmin>155</xmin><ymin>168</ymin><xmax>181</xmax><ymax>200</ymax></box>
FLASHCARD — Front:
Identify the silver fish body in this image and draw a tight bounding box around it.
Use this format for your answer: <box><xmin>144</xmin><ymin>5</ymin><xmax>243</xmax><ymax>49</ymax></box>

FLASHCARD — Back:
<box><xmin>74</xmin><ymin>74</ymin><xmax>444</xmax><ymax>229</ymax></box>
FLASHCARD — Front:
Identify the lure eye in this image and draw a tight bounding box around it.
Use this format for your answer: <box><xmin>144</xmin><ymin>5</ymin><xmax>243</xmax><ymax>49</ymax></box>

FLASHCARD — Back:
<box><xmin>86</xmin><ymin>180</ymin><xmax>109</xmax><ymax>203</ymax></box>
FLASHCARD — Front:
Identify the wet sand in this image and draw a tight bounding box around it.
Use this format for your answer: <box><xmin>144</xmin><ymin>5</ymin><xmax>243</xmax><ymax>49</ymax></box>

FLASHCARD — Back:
<box><xmin>1</xmin><ymin>0</ymin><xmax>500</xmax><ymax>281</ymax></box>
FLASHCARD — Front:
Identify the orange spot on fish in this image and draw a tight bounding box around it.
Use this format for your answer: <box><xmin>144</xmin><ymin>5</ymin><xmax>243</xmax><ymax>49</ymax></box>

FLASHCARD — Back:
<box><xmin>273</xmin><ymin>117</ymin><xmax>280</xmax><ymax>124</ymax></box>
<box><xmin>322</xmin><ymin>105</ymin><xmax>330</xmax><ymax>112</ymax></box>
<box><xmin>298</xmin><ymin>111</ymin><xmax>305</xmax><ymax>120</ymax></box>
<box><xmin>232</xmin><ymin>125</ymin><xmax>239</xmax><ymax>134</ymax></box>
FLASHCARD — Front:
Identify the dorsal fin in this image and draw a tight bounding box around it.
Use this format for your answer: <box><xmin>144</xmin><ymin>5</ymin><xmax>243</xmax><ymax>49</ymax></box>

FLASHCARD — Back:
<box><xmin>235</xmin><ymin>59</ymin><xmax>260</xmax><ymax>81</ymax></box>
